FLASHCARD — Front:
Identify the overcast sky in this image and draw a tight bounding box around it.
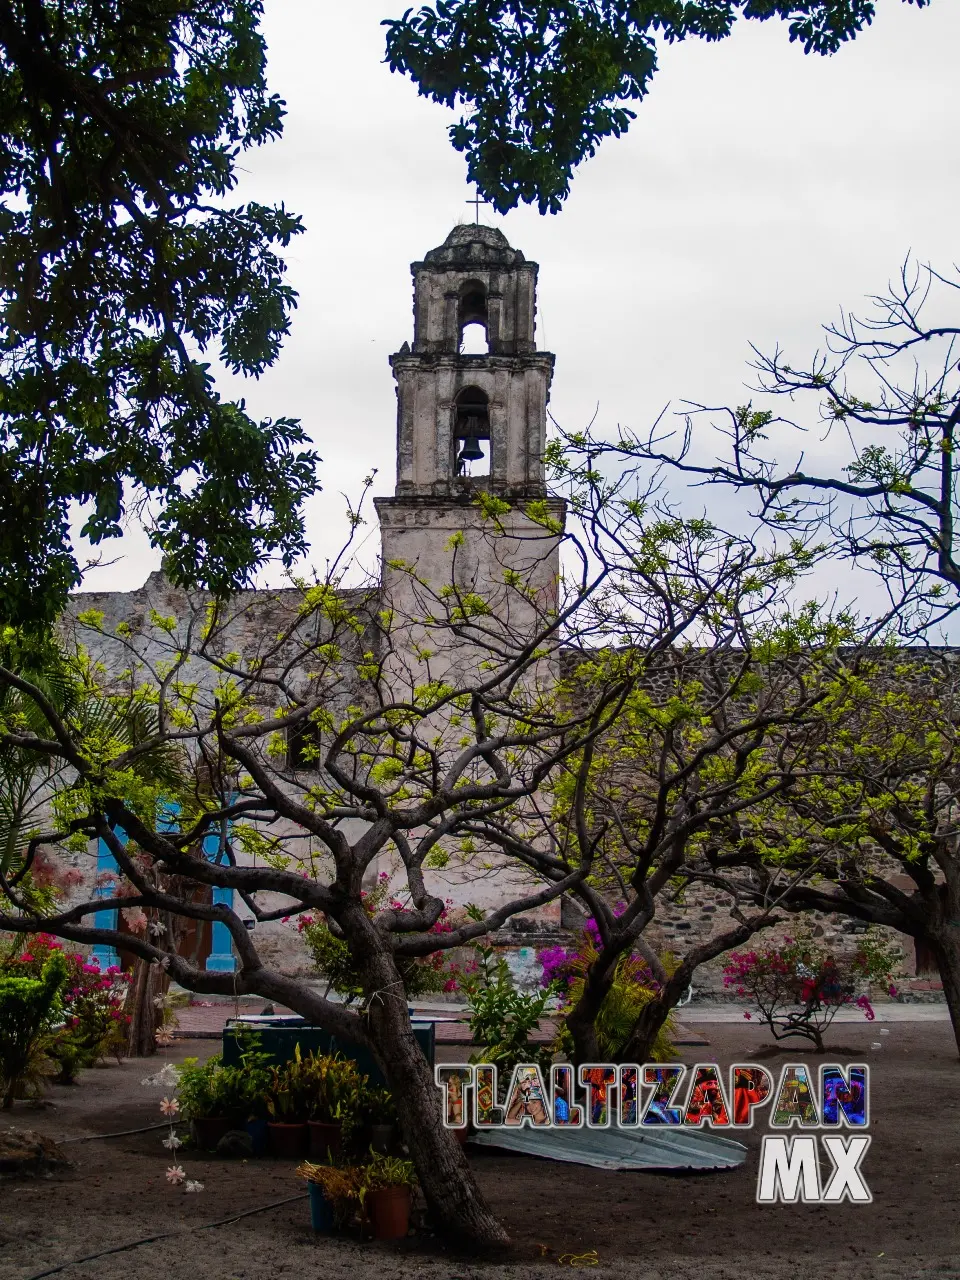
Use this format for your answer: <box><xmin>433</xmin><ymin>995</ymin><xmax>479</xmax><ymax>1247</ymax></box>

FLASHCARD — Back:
<box><xmin>76</xmin><ymin>0</ymin><xmax>960</xmax><ymax>622</ymax></box>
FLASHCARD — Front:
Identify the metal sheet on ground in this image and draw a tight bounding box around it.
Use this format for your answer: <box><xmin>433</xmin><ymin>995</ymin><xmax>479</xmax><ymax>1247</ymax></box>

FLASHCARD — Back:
<box><xmin>468</xmin><ymin>1125</ymin><xmax>746</xmax><ymax>1171</ymax></box>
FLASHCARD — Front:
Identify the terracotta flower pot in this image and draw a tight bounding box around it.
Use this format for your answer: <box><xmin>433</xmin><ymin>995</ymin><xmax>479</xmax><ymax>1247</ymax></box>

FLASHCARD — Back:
<box><xmin>192</xmin><ymin>1115</ymin><xmax>237</xmax><ymax>1150</ymax></box>
<box><xmin>366</xmin><ymin>1184</ymin><xmax>412</xmax><ymax>1240</ymax></box>
<box><xmin>266</xmin><ymin>1121</ymin><xmax>309</xmax><ymax>1159</ymax></box>
<box><xmin>307</xmin><ymin>1120</ymin><xmax>343</xmax><ymax>1162</ymax></box>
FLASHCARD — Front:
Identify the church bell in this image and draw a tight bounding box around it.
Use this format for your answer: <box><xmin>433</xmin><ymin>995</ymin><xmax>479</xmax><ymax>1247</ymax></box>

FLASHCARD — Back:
<box><xmin>457</xmin><ymin>435</ymin><xmax>484</xmax><ymax>463</ymax></box>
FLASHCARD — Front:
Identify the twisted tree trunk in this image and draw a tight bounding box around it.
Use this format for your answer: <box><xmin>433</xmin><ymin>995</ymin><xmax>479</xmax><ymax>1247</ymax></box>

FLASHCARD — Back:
<box><xmin>932</xmin><ymin>927</ymin><xmax>960</xmax><ymax>1059</ymax></box>
<box><xmin>620</xmin><ymin>969</ymin><xmax>691</xmax><ymax>1064</ymax></box>
<box><xmin>124</xmin><ymin>958</ymin><xmax>167</xmax><ymax>1057</ymax></box>
<box><xmin>345</xmin><ymin>906</ymin><xmax>510</xmax><ymax>1249</ymax></box>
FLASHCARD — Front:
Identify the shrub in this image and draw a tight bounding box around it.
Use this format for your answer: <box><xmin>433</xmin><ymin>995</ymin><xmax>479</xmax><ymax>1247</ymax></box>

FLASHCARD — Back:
<box><xmin>357</xmin><ymin>1083</ymin><xmax>397</xmax><ymax>1127</ymax></box>
<box><xmin>0</xmin><ymin>949</ymin><xmax>68</xmax><ymax>1107</ymax></box>
<box><xmin>460</xmin><ymin>944</ymin><xmax>556</xmax><ymax>1083</ymax></box>
<box><xmin>539</xmin><ymin>921</ymin><xmax>676</xmax><ymax>1062</ymax></box>
<box><xmin>3</xmin><ymin>934</ymin><xmax>131</xmax><ymax>1082</ymax></box>
<box><xmin>177</xmin><ymin>1050</ymin><xmax>272</xmax><ymax>1121</ymax></box>
<box><xmin>265</xmin><ymin>1047</ymin><xmax>366</xmax><ymax>1126</ymax></box>
<box><xmin>723</xmin><ymin>928</ymin><xmax>901</xmax><ymax>1050</ymax></box>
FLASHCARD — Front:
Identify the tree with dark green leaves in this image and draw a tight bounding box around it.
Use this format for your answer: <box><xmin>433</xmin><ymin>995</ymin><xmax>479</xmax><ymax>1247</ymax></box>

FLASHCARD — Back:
<box><xmin>0</xmin><ymin>0</ymin><xmax>320</xmax><ymax>630</ymax></box>
<box><xmin>385</xmin><ymin>0</ymin><xmax>932</xmax><ymax>213</ymax></box>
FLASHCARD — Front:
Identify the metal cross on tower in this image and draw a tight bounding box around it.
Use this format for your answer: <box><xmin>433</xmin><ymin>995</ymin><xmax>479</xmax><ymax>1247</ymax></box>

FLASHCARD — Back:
<box><xmin>465</xmin><ymin>189</ymin><xmax>490</xmax><ymax>224</ymax></box>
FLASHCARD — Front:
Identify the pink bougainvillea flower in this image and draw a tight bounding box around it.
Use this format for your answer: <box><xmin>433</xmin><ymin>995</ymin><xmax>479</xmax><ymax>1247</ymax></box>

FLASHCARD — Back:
<box><xmin>743</xmin><ymin>1011</ymin><xmax>752</xmax><ymax>1020</ymax></box>
<box><xmin>855</xmin><ymin>994</ymin><xmax>876</xmax><ymax>1022</ymax></box>
<box><xmin>159</xmin><ymin>1097</ymin><xmax>180</xmax><ymax>1117</ymax></box>
<box><xmin>165</xmin><ymin>1166</ymin><xmax>186</xmax><ymax>1185</ymax></box>
<box><xmin>888</xmin><ymin>984</ymin><xmax>898</xmax><ymax>998</ymax></box>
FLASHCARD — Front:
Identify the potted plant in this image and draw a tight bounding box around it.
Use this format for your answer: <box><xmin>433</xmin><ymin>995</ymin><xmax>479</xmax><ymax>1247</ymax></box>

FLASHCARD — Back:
<box><xmin>359</xmin><ymin>1084</ymin><xmax>398</xmax><ymax>1155</ymax></box>
<box><xmin>296</xmin><ymin>1160</ymin><xmax>363</xmax><ymax>1233</ymax></box>
<box><xmin>177</xmin><ymin>1055</ymin><xmax>258</xmax><ymax>1150</ymax></box>
<box><xmin>306</xmin><ymin>1053</ymin><xmax>365</xmax><ymax>1162</ymax></box>
<box><xmin>232</xmin><ymin>1037</ymin><xmax>273</xmax><ymax>1156</ymax></box>
<box><xmin>265</xmin><ymin>1047</ymin><xmax>315</xmax><ymax>1158</ymax></box>
<box><xmin>360</xmin><ymin>1152</ymin><xmax>417</xmax><ymax>1241</ymax></box>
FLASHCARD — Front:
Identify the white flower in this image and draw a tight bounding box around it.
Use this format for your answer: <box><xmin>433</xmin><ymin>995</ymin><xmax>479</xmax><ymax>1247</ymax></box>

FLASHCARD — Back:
<box><xmin>159</xmin><ymin>1096</ymin><xmax>180</xmax><ymax>1117</ymax></box>
<box><xmin>184</xmin><ymin>1180</ymin><xmax>204</xmax><ymax>1193</ymax></box>
<box><xmin>162</xmin><ymin>1134</ymin><xmax>182</xmax><ymax>1150</ymax></box>
<box><xmin>148</xmin><ymin>920</ymin><xmax>166</xmax><ymax>937</ymax></box>
<box><xmin>121</xmin><ymin>907</ymin><xmax>148</xmax><ymax>933</ymax></box>
<box><xmin>165</xmin><ymin>1166</ymin><xmax>186</xmax><ymax>1185</ymax></box>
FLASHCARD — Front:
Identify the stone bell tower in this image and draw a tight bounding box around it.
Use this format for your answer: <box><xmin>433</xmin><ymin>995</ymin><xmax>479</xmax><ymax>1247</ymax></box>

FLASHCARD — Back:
<box><xmin>373</xmin><ymin>224</ymin><xmax>565</xmax><ymax>929</ymax></box>
<box><xmin>375</xmin><ymin>224</ymin><xmax>566</xmax><ymax>653</ymax></box>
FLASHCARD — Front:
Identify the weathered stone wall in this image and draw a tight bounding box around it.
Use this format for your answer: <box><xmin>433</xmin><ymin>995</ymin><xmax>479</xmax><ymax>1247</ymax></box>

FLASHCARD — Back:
<box><xmin>51</xmin><ymin>581</ymin><xmax>950</xmax><ymax>996</ymax></box>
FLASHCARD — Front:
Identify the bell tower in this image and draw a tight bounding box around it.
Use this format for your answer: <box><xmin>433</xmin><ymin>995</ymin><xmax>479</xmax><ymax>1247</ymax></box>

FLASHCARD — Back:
<box><xmin>373</xmin><ymin>224</ymin><xmax>564</xmax><ymax>930</ymax></box>
<box><xmin>385</xmin><ymin>223</ymin><xmax>557</xmax><ymax>497</ymax></box>
<box><xmin>375</xmin><ymin>224</ymin><xmax>565</xmax><ymax>632</ymax></box>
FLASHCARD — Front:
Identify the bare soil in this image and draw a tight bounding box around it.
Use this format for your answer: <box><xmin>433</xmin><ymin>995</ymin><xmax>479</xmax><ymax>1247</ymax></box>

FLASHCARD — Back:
<box><xmin>0</xmin><ymin>1021</ymin><xmax>957</xmax><ymax>1280</ymax></box>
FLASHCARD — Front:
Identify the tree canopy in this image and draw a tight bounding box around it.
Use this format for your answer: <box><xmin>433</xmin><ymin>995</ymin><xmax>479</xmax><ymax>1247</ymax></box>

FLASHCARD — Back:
<box><xmin>0</xmin><ymin>454</ymin><xmax>857</xmax><ymax>1241</ymax></box>
<box><xmin>609</xmin><ymin>258</ymin><xmax>960</xmax><ymax>630</ymax></box>
<box><xmin>0</xmin><ymin>0</ymin><xmax>320</xmax><ymax>630</ymax></box>
<box><xmin>385</xmin><ymin>0</ymin><xmax>932</xmax><ymax>213</ymax></box>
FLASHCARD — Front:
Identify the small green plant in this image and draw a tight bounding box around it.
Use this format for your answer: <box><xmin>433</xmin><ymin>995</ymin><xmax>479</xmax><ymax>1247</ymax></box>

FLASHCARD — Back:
<box><xmin>460</xmin><ymin>944</ymin><xmax>555</xmax><ymax>1083</ymax></box>
<box><xmin>359</xmin><ymin>1150</ymin><xmax>416</xmax><ymax>1191</ymax></box>
<box><xmin>0</xmin><ymin>949</ymin><xmax>68</xmax><ymax>1108</ymax></box>
<box><xmin>358</xmin><ymin>1083</ymin><xmax>397</xmax><ymax>1127</ymax></box>
<box><xmin>266</xmin><ymin>1047</ymin><xmax>365</xmax><ymax>1125</ymax></box>
<box><xmin>177</xmin><ymin>1050</ymin><xmax>272</xmax><ymax>1121</ymax></box>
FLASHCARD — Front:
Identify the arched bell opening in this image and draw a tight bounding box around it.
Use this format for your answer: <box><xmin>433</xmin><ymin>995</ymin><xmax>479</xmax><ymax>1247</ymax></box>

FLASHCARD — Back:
<box><xmin>458</xmin><ymin>280</ymin><xmax>489</xmax><ymax>354</ymax></box>
<box><xmin>452</xmin><ymin>386</ymin><xmax>491</xmax><ymax>478</ymax></box>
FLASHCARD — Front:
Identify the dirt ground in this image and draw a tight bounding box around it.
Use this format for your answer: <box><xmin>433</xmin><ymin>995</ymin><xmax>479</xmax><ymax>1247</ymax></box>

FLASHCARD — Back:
<box><xmin>0</xmin><ymin>1020</ymin><xmax>958</xmax><ymax>1280</ymax></box>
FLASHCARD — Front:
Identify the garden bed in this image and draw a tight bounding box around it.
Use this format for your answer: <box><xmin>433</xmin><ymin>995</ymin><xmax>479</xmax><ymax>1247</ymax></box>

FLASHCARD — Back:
<box><xmin>0</xmin><ymin>1021</ymin><xmax>957</xmax><ymax>1280</ymax></box>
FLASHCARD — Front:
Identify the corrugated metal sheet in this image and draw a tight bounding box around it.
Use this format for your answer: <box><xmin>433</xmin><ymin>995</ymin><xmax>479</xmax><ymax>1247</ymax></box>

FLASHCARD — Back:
<box><xmin>468</xmin><ymin>1124</ymin><xmax>746</xmax><ymax>1171</ymax></box>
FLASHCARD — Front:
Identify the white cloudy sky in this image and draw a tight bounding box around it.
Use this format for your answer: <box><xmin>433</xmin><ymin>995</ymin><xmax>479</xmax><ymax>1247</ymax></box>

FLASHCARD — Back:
<box><xmin>77</xmin><ymin>0</ymin><xmax>960</xmax><ymax>621</ymax></box>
